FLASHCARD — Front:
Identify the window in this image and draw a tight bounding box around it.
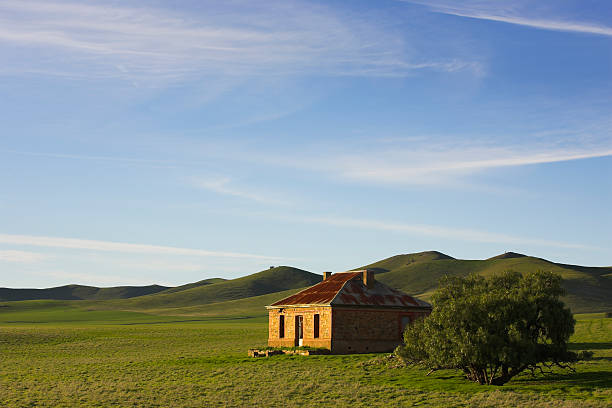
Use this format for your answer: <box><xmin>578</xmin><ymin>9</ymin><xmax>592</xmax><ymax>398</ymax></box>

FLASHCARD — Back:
<box><xmin>314</xmin><ymin>314</ymin><xmax>320</xmax><ymax>338</ymax></box>
<box><xmin>400</xmin><ymin>315</ymin><xmax>412</xmax><ymax>333</ymax></box>
<box><xmin>279</xmin><ymin>315</ymin><xmax>285</xmax><ymax>338</ymax></box>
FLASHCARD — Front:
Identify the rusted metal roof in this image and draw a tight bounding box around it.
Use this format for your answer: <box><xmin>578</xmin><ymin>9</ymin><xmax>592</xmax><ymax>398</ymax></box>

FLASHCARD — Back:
<box><xmin>269</xmin><ymin>271</ymin><xmax>431</xmax><ymax>309</ymax></box>
<box><xmin>270</xmin><ymin>272</ymin><xmax>359</xmax><ymax>306</ymax></box>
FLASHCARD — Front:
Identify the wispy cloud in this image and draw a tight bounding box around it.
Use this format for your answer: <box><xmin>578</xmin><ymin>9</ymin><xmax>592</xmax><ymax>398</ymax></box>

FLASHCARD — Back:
<box><xmin>403</xmin><ymin>1</ymin><xmax>612</xmax><ymax>36</ymax></box>
<box><xmin>115</xmin><ymin>261</ymin><xmax>205</xmax><ymax>274</ymax></box>
<box><xmin>0</xmin><ymin>233</ymin><xmax>286</xmax><ymax>261</ymax></box>
<box><xmin>286</xmin><ymin>214</ymin><xmax>596</xmax><ymax>250</ymax></box>
<box><xmin>9</xmin><ymin>134</ymin><xmax>607</xmax><ymax>189</ymax></box>
<box><xmin>0</xmin><ymin>149</ymin><xmax>178</xmax><ymax>169</ymax></box>
<box><xmin>251</xmin><ymin>135</ymin><xmax>612</xmax><ymax>186</ymax></box>
<box><xmin>0</xmin><ymin>250</ymin><xmax>48</xmax><ymax>263</ymax></box>
<box><xmin>330</xmin><ymin>146</ymin><xmax>612</xmax><ymax>185</ymax></box>
<box><xmin>191</xmin><ymin>177</ymin><xmax>289</xmax><ymax>205</ymax></box>
<box><xmin>0</xmin><ymin>0</ymin><xmax>479</xmax><ymax>82</ymax></box>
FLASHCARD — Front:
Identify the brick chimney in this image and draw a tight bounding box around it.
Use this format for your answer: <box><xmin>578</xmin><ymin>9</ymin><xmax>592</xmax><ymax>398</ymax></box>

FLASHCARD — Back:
<box><xmin>362</xmin><ymin>270</ymin><xmax>374</xmax><ymax>288</ymax></box>
<box><xmin>323</xmin><ymin>272</ymin><xmax>332</xmax><ymax>281</ymax></box>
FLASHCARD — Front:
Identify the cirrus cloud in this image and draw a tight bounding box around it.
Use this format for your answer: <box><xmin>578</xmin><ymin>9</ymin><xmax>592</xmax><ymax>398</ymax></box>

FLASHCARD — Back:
<box><xmin>0</xmin><ymin>0</ymin><xmax>480</xmax><ymax>82</ymax></box>
<box><xmin>402</xmin><ymin>1</ymin><xmax>612</xmax><ymax>37</ymax></box>
<box><xmin>0</xmin><ymin>249</ymin><xmax>49</xmax><ymax>263</ymax></box>
<box><xmin>0</xmin><ymin>233</ymin><xmax>288</xmax><ymax>261</ymax></box>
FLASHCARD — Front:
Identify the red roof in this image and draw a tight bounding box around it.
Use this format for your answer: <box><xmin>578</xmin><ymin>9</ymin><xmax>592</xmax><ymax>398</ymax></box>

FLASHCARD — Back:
<box><xmin>269</xmin><ymin>271</ymin><xmax>431</xmax><ymax>309</ymax></box>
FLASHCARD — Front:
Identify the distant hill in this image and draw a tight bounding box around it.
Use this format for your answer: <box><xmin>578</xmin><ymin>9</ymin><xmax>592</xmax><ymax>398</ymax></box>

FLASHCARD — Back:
<box><xmin>0</xmin><ymin>284</ymin><xmax>169</xmax><ymax>301</ymax></box>
<box><xmin>487</xmin><ymin>251</ymin><xmax>528</xmax><ymax>260</ymax></box>
<box><xmin>371</xmin><ymin>252</ymin><xmax>612</xmax><ymax>313</ymax></box>
<box><xmin>112</xmin><ymin>266</ymin><xmax>322</xmax><ymax>310</ymax></box>
<box><xmin>0</xmin><ymin>277</ymin><xmax>229</xmax><ymax>302</ymax></box>
<box><xmin>357</xmin><ymin>251</ymin><xmax>455</xmax><ymax>273</ymax></box>
<box><xmin>1</xmin><ymin>252</ymin><xmax>609</xmax><ymax>315</ymax></box>
<box><xmin>121</xmin><ymin>251</ymin><xmax>610</xmax><ymax>316</ymax></box>
<box><xmin>135</xmin><ymin>287</ymin><xmax>305</xmax><ymax>318</ymax></box>
<box><xmin>157</xmin><ymin>278</ymin><xmax>227</xmax><ymax>294</ymax></box>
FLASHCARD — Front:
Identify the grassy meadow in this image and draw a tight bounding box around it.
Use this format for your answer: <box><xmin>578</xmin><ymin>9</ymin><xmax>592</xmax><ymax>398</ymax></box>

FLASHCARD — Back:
<box><xmin>1</xmin><ymin>304</ymin><xmax>610</xmax><ymax>407</ymax></box>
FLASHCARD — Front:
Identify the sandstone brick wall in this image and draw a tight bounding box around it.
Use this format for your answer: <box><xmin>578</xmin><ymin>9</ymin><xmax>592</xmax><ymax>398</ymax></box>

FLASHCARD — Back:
<box><xmin>331</xmin><ymin>308</ymin><xmax>430</xmax><ymax>353</ymax></box>
<box><xmin>268</xmin><ymin>306</ymin><xmax>430</xmax><ymax>353</ymax></box>
<box><xmin>268</xmin><ymin>306</ymin><xmax>332</xmax><ymax>349</ymax></box>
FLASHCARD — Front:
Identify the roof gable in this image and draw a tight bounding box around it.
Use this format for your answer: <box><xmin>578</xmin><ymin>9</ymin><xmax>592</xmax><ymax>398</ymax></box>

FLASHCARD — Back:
<box><xmin>270</xmin><ymin>272</ymin><xmax>357</xmax><ymax>306</ymax></box>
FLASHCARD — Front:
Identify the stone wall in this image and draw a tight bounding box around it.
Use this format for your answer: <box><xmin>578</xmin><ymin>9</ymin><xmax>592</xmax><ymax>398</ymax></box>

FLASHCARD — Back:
<box><xmin>267</xmin><ymin>306</ymin><xmax>430</xmax><ymax>353</ymax></box>
<box><xmin>267</xmin><ymin>306</ymin><xmax>332</xmax><ymax>349</ymax></box>
<box><xmin>331</xmin><ymin>308</ymin><xmax>430</xmax><ymax>353</ymax></box>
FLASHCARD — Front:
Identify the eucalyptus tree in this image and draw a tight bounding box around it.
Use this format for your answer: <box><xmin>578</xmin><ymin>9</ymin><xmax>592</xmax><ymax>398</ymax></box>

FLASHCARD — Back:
<box><xmin>396</xmin><ymin>271</ymin><xmax>577</xmax><ymax>385</ymax></box>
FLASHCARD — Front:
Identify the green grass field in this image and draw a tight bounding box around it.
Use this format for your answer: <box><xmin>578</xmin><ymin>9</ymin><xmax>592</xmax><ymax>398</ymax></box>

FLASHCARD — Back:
<box><xmin>1</xmin><ymin>307</ymin><xmax>610</xmax><ymax>407</ymax></box>
<box><xmin>1</xmin><ymin>252</ymin><xmax>610</xmax><ymax>406</ymax></box>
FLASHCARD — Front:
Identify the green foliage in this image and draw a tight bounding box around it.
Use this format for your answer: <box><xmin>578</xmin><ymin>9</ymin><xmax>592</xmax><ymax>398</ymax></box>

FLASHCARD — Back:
<box><xmin>396</xmin><ymin>271</ymin><xmax>578</xmax><ymax>385</ymax></box>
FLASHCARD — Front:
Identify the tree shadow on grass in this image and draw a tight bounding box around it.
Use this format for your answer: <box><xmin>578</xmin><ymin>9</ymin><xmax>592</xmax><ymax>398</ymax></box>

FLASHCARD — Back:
<box><xmin>569</xmin><ymin>342</ymin><xmax>612</xmax><ymax>350</ymax></box>
<box><xmin>433</xmin><ymin>375</ymin><xmax>456</xmax><ymax>380</ymax></box>
<box><xmin>547</xmin><ymin>370</ymin><xmax>612</xmax><ymax>389</ymax></box>
<box><xmin>513</xmin><ymin>370</ymin><xmax>612</xmax><ymax>390</ymax></box>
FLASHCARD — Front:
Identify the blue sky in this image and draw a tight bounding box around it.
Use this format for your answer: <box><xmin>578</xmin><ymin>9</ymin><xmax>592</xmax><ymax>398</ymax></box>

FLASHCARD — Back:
<box><xmin>1</xmin><ymin>0</ymin><xmax>611</xmax><ymax>288</ymax></box>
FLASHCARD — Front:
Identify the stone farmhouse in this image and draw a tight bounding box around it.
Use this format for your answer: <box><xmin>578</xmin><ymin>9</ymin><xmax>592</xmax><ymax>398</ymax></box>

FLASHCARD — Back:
<box><xmin>266</xmin><ymin>270</ymin><xmax>432</xmax><ymax>354</ymax></box>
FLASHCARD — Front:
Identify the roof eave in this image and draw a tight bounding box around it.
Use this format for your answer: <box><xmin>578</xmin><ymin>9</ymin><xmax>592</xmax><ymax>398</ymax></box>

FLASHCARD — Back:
<box><xmin>329</xmin><ymin>304</ymin><xmax>432</xmax><ymax>311</ymax></box>
<box><xmin>266</xmin><ymin>303</ymin><xmax>332</xmax><ymax>309</ymax></box>
<box><xmin>265</xmin><ymin>303</ymin><xmax>432</xmax><ymax>310</ymax></box>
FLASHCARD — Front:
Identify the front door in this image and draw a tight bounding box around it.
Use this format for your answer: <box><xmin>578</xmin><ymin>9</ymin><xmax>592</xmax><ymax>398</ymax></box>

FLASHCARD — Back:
<box><xmin>295</xmin><ymin>315</ymin><xmax>303</xmax><ymax>346</ymax></box>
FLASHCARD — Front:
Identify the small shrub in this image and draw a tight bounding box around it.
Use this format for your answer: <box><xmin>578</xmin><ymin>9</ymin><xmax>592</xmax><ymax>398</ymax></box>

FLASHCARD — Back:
<box><xmin>359</xmin><ymin>353</ymin><xmax>407</xmax><ymax>368</ymax></box>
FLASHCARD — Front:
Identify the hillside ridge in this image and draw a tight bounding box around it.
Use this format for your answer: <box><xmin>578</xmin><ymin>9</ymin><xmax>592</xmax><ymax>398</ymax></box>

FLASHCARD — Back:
<box><xmin>105</xmin><ymin>265</ymin><xmax>321</xmax><ymax>309</ymax></box>
<box><xmin>1</xmin><ymin>252</ymin><xmax>610</xmax><ymax>313</ymax></box>
<box><xmin>372</xmin><ymin>254</ymin><xmax>612</xmax><ymax>313</ymax></box>
<box><xmin>488</xmin><ymin>251</ymin><xmax>528</xmax><ymax>260</ymax></box>
<box><xmin>0</xmin><ymin>284</ymin><xmax>169</xmax><ymax>302</ymax></box>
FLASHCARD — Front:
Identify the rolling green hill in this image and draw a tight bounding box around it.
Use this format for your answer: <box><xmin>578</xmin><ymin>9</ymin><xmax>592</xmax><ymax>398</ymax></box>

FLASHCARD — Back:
<box><xmin>123</xmin><ymin>287</ymin><xmax>304</xmax><ymax>318</ymax></box>
<box><xmin>157</xmin><ymin>278</ymin><xmax>227</xmax><ymax>294</ymax></box>
<box><xmin>487</xmin><ymin>251</ymin><xmax>529</xmax><ymax>260</ymax></box>
<box><xmin>1</xmin><ymin>251</ymin><xmax>609</xmax><ymax>315</ymax></box>
<box><xmin>0</xmin><ymin>284</ymin><xmax>170</xmax><ymax>301</ymax></box>
<box><xmin>108</xmin><ymin>266</ymin><xmax>322</xmax><ymax>310</ymax></box>
<box><xmin>357</xmin><ymin>250</ymin><xmax>455</xmax><ymax>273</ymax></box>
<box><xmin>110</xmin><ymin>251</ymin><xmax>610</xmax><ymax>315</ymax></box>
<box><xmin>367</xmin><ymin>252</ymin><xmax>612</xmax><ymax>313</ymax></box>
